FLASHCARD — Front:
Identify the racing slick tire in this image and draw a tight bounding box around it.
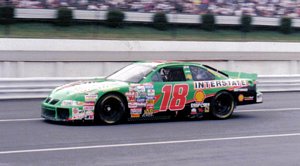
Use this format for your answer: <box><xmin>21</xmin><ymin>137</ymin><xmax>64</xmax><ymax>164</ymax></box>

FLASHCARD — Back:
<box><xmin>210</xmin><ymin>91</ymin><xmax>235</xmax><ymax>119</ymax></box>
<box><xmin>95</xmin><ymin>94</ymin><xmax>126</xmax><ymax>124</ymax></box>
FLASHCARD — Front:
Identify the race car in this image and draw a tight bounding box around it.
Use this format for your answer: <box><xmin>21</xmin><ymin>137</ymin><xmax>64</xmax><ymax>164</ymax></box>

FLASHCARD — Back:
<box><xmin>42</xmin><ymin>61</ymin><xmax>263</xmax><ymax>124</ymax></box>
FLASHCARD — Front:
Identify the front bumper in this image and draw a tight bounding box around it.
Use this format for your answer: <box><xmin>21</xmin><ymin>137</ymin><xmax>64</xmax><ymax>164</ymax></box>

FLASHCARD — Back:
<box><xmin>41</xmin><ymin>102</ymin><xmax>73</xmax><ymax>121</ymax></box>
<box><xmin>41</xmin><ymin>98</ymin><xmax>95</xmax><ymax>121</ymax></box>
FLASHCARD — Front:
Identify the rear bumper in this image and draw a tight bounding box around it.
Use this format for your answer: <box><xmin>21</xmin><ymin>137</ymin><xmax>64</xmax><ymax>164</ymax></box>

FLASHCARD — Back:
<box><xmin>236</xmin><ymin>90</ymin><xmax>263</xmax><ymax>106</ymax></box>
<box><xmin>256</xmin><ymin>91</ymin><xmax>263</xmax><ymax>103</ymax></box>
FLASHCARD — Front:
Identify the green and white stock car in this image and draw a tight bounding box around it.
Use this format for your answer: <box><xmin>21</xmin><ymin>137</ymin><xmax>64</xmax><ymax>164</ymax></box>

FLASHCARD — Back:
<box><xmin>42</xmin><ymin>61</ymin><xmax>263</xmax><ymax>124</ymax></box>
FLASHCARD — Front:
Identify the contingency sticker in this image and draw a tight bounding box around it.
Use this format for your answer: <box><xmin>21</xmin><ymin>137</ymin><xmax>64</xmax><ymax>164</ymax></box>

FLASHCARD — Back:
<box><xmin>83</xmin><ymin>105</ymin><xmax>95</xmax><ymax>111</ymax></box>
<box><xmin>85</xmin><ymin>110</ymin><xmax>94</xmax><ymax>120</ymax></box>
<box><xmin>143</xmin><ymin>109</ymin><xmax>154</xmax><ymax>117</ymax></box>
<box><xmin>85</xmin><ymin>94</ymin><xmax>98</xmax><ymax>102</ymax></box>
<box><xmin>72</xmin><ymin>108</ymin><xmax>85</xmax><ymax>120</ymax></box>
<box><xmin>126</xmin><ymin>83</ymin><xmax>155</xmax><ymax>118</ymax></box>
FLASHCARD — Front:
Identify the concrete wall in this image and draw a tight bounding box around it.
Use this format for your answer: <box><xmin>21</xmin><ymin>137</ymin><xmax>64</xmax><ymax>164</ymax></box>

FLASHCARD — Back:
<box><xmin>1</xmin><ymin>38</ymin><xmax>300</xmax><ymax>78</ymax></box>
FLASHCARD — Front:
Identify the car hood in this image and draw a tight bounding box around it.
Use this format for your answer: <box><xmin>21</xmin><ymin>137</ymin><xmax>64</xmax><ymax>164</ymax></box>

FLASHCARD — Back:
<box><xmin>50</xmin><ymin>79</ymin><xmax>128</xmax><ymax>99</ymax></box>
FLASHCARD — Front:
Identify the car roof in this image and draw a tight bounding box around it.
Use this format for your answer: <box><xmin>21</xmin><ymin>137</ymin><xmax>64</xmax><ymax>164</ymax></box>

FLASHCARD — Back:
<box><xmin>137</xmin><ymin>61</ymin><xmax>203</xmax><ymax>68</ymax></box>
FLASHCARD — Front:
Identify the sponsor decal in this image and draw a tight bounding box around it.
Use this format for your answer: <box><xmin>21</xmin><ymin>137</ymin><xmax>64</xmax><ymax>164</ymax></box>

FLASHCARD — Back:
<box><xmin>85</xmin><ymin>110</ymin><xmax>94</xmax><ymax>120</ymax></box>
<box><xmin>136</xmin><ymin>103</ymin><xmax>147</xmax><ymax>108</ymax></box>
<box><xmin>130</xmin><ymin>108</ymin><xmax>142</xmax><ymax>114</ymax></box>
<box><xmin>147</xmin><ymin>99</ymin><xmax>155</xmax><ymax>104</ymax></box>
<box><xmin>72</xmin><ymin>108</ymin><xmax>85</xmax><ymax>119</ymax></box>
<box><xmin>147</xmin><ymin>89</ymin><xmax>155</xmax><ymax>96</ymax></box>
<box><xmin>191</xmin><ymin>103</ymin><xmax>210</xmax><ymax>108</ymax></box>
<box><xmin>146</xmin><ymin>96</ymin><xmax>155</xmax><ymax>100</ymax></box>
<box><xmin>186</xmin><ymin>74</ymin><xmax>192</xmax><ymax>80</ymax></box>
<box><xmin>136</xmin><ymin>92</ymin><xmax>147</xmax><ymax>98</ymax></box>
<box><xmin>61</xmin><ymin>100</ymin><xmax>73</xmax><ymax>106</ymax></box>
<box><xmin>128</xmin><ymin>102</ymin><xmax>138</xmax><ymax>108</ymax></box>
<box><xmin>131</xmin><ymin>114</ymin><xmax>140</xmax><ymax>118</ymax></box>
<box><xmin>204</xmin><ymin>106</ymin><xmax>210</xmax><ymax>113</ymax></box>
<box><xmin>194</xmin><ymin>79</ymin><xmax>248</xmax><ymax>90</ymax></box>
<box><xmin>143</xmin><ymin>109</ymin><xmax>154</xmax><ymax>117</ymax></box>
<box><xmin>61</xmin><ymin>100</ymin><xmax>85</xmax><ymax>106</ymax></box>
<box><xmin>244</xmin><ymin>96</ymin><xmax>254</xmax><ymax>101</ymax></box>
<box><xmin>194</xmin><ymin>91</ymin><xmax>206</xmax><ymax>103</ymax></box>
<box><xmin>136</xmin><ymin>86</ymin><xmax>146</xmax><ymax>92</ymax></box>
<box><xmin>125</xmin><ymin>92</ymin><xmax>136</xmax><ymax>102</ymax></box>
<box><xmin>146</xmin><ymin>104</ymin><xmax>154</xmax><ymax>110</ymax></box>
<box><xmin>238</xmin><ymin>94</ymin><xmax>244</xmax><ymax>102</ymax></box>
<box><xmin>234</xmin><ymin>88</ymin><xmax>248</xmax><ymax>92</ymax></box>
<box><xmin>85</xmin><ymin>94</ymin><xmax>98</xmax><ymax>102</ymax></box>
<box><xmin>72</xmin><ymin>108</ymin><xmax>79</xmax><ymax>114</ymax></box>
<box><xmin>84</xmin><ymin>102</ymin><xmax>95</xmax><ymax>106</ymax></box>
<box><xmin>190</xmin><ymin>102</ymin><xmax>210</xmax><ymax>113</ymax></box>
<box><xmin>136</xmin><ymin>98</ymin><xmax>146</xmax><ymax>103</ymax></box>
<box><xmin>83</xmin><ymin>105</ymin><xmax>95</xmax><ymax>111</ymax></box>
<box><xmin>191</xmin><ymin>108</ymin><xmax>197</xmax><ymax>115</ymax></box>
<box><xmin>198</xmin><ymin>108</ymin><xmax>204</xmax><ymax>113</ymax></box>
<box><xmin>143</xmin><ymin>83</ymin><xmax>154</xmax><ymax>89</ymax></box>
<box><xmin>191</xmin><ymin>103</ymin><xmax>200</xmax><ymax>108</ymax></box>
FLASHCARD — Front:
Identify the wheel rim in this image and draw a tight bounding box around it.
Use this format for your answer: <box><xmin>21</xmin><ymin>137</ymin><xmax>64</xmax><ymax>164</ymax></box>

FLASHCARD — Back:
<box><xmin>100</xmin><ymin>96</ymin><xmax>125</xmax><ymax>123</ymax></box>
<box><xmin>214</xmin><ymin>94</ymin><xmax>233</xmax><ymax>117</ymax></box>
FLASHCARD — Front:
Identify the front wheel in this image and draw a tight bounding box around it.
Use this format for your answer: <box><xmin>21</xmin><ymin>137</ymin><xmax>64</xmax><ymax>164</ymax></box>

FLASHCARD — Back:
<box><xmin>95</xmin><ymin>94</ymin><xmax>126</xmax><ymax>124</ymax></box>
<box><xmin>210</xmin><ymin>91</ymin><xmax>235</xmax><ymax>119</ymax></box>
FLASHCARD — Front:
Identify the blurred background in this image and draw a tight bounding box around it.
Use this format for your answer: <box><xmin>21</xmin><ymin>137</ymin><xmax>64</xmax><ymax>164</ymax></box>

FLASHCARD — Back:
<box><xmin>1</xmin><ymin>0</ymin><xmax>300</xmax><ymax>98</ymax></box>
<box><xmin>0</xmin><ymin>0</ymin><xmax>300</xmax><ymax>40</ymax></box>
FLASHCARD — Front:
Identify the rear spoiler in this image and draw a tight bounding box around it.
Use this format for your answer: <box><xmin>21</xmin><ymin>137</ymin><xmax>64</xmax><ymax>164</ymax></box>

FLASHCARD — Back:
<box><xmin>221</xmin><ymin>70</ymin><xmax>257</xmax><ymax>80</ymax></box>
<box><xmin>203</xmin><ymin>65</ymin><xmax>229</xmax><ymax>77</ymax></box>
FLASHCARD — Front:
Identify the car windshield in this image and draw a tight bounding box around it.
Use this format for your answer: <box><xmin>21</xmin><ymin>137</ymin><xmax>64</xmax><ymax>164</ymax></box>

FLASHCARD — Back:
<box><xmin>106</xmin><ymin>63</ymin><xmax>154</xmax><ymax>83</ymax></box>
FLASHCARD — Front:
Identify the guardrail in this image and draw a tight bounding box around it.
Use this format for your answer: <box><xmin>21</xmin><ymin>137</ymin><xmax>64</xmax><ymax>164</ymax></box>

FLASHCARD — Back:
<box><xmin>0</xmin><ymin>75</ymin><xmax>299</xmax><ymax>100</ymax></box>
<box><xmin>0</xmin><ymin>77</ymin><xmax>95</xmax><ymax>100</ymax></box>
<box><xmin>258</xmin><ymin>75</ymin><xmax>300</xmax><ymax>92</ymax></box>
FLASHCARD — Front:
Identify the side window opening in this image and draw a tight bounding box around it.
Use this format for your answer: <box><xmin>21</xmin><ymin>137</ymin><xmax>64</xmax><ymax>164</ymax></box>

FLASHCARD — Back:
<box><xmin>190</xmin><ymin>65</ymin><xmax>215</xmax><ymax>81</ymax></box>
<box><xmin>160</xmin><ymin>67</ymin><xmax>186</xmax><ymax>82</ymax></box>
<box><xmin>152</xmin><ymin>66</ymin><xmax>186</xmax><ymax>82</ymax></box>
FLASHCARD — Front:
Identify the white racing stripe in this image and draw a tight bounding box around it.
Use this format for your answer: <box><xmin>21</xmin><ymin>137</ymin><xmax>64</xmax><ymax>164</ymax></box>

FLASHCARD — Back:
<box><xmin>0</xmin><ymin>118</ymin><xmax>43</xmax><ymax>122</ymax></box>
<box><xmin>0</xmin><ymin>133</ymin><xmax>300</xmax><ymax>155</ymax></box>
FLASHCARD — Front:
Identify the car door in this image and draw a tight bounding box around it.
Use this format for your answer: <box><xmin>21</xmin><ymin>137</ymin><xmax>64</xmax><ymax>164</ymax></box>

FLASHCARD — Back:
<box><xmin>151</xmin><ymin>65</ymin><xmax>194</xmax><ymax>112</ymax></box>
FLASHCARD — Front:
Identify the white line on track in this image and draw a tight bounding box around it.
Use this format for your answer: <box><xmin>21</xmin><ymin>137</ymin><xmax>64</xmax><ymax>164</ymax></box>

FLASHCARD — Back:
<box><xmin>0</xmin><ymin>118</ymin><xmax>43</xmax><ymax>122</ymax></box>
<box><xmin>0</xmin><ymin>108</ymin><xmax>300</xmax><ymax>123</ymax></box>
<box><xmin>235</xmin><ymin>107</ymin><xmax>300</xmax><ymax>113</ymax></box>
<box><xmin>1</xmin><ymin>133</ymin><xmax>300</xmax><ymax>155</ymax></box>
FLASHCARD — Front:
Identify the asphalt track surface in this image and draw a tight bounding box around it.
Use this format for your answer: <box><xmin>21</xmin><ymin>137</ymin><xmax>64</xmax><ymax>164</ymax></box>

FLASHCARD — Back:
<box><xmin>0</xmin><ymin>92</ymin><xmax>300</xmax><ymax>166</ymax></box>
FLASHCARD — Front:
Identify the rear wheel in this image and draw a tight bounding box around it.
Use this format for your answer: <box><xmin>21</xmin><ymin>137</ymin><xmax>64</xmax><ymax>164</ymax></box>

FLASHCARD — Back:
<box><xmin>210</xmin><ymin>91</ymin><xmax>235</xmax><ymax>119</ymax></box>
<box><xmin>95</xmin><ymin>94</ymin><xmax>126</xmax><ymax>124</ymax></box>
